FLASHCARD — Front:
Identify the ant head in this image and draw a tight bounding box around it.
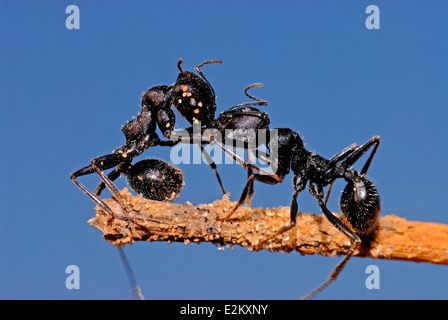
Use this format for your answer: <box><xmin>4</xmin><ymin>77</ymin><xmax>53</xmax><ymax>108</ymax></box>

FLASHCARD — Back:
<box><xmin>171</xmin><ymin>58</ymin><xmax>221</xmax><ymax>127</ymax></box>
<box><xmin>141</xmin><ymin>85</ymin><xmax>172</xmax><ymax>112</ymax></box>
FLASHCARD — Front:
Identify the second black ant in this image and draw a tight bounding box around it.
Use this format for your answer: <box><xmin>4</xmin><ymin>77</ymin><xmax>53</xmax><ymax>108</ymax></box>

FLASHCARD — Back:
<box><xmin>213</xmin><ymin>123</ymin><xmax>381</xmax><ymax>299</ymax></box>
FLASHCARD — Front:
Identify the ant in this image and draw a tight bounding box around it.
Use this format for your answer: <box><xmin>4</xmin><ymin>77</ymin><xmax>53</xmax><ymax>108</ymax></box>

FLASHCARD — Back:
<box><xmin>70</xmin><ymin>58</ymin><xmax>225</xmax><ymax>299</ymax></box>
<box><xmin>213</xmin><ymin>127</ymin><xmax>381</xmax><ymax>299</ymax></box>
<box><xmin>71</xmin><ymin>58</ymin><xmax>226</xmax><ymax>199</ymax></box>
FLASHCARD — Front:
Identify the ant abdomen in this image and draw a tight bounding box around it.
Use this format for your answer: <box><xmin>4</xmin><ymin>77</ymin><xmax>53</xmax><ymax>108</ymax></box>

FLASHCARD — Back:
<box><xmin>126</xmin><ymin>159</ymin><xmax>184</xmax><ymax>201</ymax></box>
<box><xmin>339</xmin><ymin>176</ymin><xmax>381</xmax><ymax>234</ymax></box>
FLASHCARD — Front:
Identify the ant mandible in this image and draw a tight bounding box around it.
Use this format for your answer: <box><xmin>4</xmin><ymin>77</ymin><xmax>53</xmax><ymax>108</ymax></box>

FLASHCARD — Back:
<box><xmin>214</xmin><ymin>127</ymin><xmax>381</xmax><ymax>299</ymax></box>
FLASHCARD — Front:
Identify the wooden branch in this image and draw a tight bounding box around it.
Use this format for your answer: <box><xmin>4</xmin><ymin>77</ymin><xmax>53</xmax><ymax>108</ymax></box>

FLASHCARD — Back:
<box><xmin>88</xmin><ymin>188</ymin><xmax>448</xmax><ymax>265</ymax></box>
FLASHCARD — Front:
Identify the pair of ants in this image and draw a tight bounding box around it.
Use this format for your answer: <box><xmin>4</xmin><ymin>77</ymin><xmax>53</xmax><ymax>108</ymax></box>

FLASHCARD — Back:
<box><xmin>70</xmin><ymin>58</ymin><xmax>381</xmax><ymax>300</ymax></box>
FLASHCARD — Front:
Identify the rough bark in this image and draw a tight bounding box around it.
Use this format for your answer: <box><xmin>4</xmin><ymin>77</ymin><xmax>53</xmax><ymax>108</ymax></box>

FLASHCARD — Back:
<box><xmin>88</xmin><ymin>188</ymin><xmax>448</xmax><ymax>265</ymax></box>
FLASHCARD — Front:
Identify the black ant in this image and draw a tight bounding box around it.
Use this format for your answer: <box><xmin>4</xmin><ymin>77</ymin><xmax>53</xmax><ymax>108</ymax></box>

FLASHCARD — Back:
<box><xmin>71</xmin><ymin>59</ymin><xmax>226</xmax><ymax>198</ymax></box>
<box><xmin>69</xmin><ymin>58</ymin><xmax>225</xmax><ymax>299</ymax></box>
<box><xmin>213</xmin><ymin>128</ymin><xmax>381</xmax><ymax>299</ymax></box>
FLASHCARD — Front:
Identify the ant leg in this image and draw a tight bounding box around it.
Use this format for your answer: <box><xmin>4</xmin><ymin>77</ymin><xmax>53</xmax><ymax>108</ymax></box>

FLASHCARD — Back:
<box><xmin>246</xmin><ymin>168</ymin><xmax>255</xmax><ymax>206</ymax></box>
<box><xmin>71</xmin><ymin>153</ymin><xmax>130</xmax><ymax>200</ymax></box>
<box><xmin>199</xmin><ymin>143</ymin><xmax>226</xmax><ymax>195</ymax></box>
<box><xmin>212</xmin><ymin>138</ymin><xmax>284</xmax><ymax>182</ymax></box>
<box><xmin>71</xmin><ymin>153</ymin><xmax>126</xmax><ymax>180</ymax></box>
<box><xmin>341</xmin><ymin>136</ymin><xmax>381</xmax><ymax>176</ymax></box>
<box><xmin>327</xmin><ymin>143</ymin><xmax>359</xmax><ymax>167</ymax></box>
<box><xmin>324</xmin><ymin>142</ymin><xmax>364</xmax><ymax>204</ymax></box>
<box><xmin>91</xmin><ymin>162</ymin><xmax>127</xmax><ymax>207</ymax></box>
<box><xmin>94</xmin><ymin>161</ymin><xmax>131</xmax><ymax>196</ymax></box>
<box><xmin>276</xmin><ymin>176</ymin><xmax>307</xmax><ymax>234</ymax></box>
<box><xmin>218</xmin><ymin>173</ymin><xmax>281</xmax><ymax>222</ymax></box>
<box><xmin>301</xmin><ymin>195</ymin><xmax>361</xmax><ymax>300</ymax></box>
<box><xmin>244</xmin><ymin>147</ymin><xmax>278</xmax><ymax>205</ymax></box>
<box><xmin>245</xmin><ymin>146</ymin><xmax>258</xmax><ymax>205</ymax></box>
<box><xmin>91</xmin><ymin>162</ymin><xmax>165</xmax><ymax>224</ymax></box>
<box><xmin>92</xmin><ymin>165</ymin><xmax>151</xmax><ymax>301</ymax></box>
<box><xmin>324</xmin><ymin>182</ymin><xmax>333</xmax><ymax>206</ymax></box>
<box><xmin>325</xmin><ymin>143</ymin><xmax>358</xmax><ymax>204</ymax></box>
<box><xmin>70</xmin><ymin>154</ymin><xmax>129</xmax><ymax>218</ymax></box>
<box><xmin>169</xmin><ymin>127</ymin><xmax>227</xmax><ymax>194</ymax></box>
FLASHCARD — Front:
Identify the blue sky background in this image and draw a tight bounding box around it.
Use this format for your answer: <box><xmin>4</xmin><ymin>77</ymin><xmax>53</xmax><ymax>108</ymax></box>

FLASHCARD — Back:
<box><xmin>1</xmin><ymin>1</ymin><xmax>447</xmax><ymax>300</ymax></box>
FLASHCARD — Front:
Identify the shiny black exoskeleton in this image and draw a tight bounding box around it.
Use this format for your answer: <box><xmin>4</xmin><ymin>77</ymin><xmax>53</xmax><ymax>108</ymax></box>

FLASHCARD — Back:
<box><xmin>70</xmin><ymin>84</ymin><xmax>181</xmax><ymax>205</ymax></box>
<box><xmin>170</xmin><ymin>82</ymin><xmax>271</xmax><ymax>200</ymax></box>
<box><xmin>210</xmin><ymin>84</ymin><xmax>270</xmax><ymax>148</ymax></box>
<box><xmin>126</xmin><ymin>159</ymin><xmax>184</xmax><ymax>201</ymax></box>
<box><xmin>70</xmin><ymin>59</ymin><xmax>224</xmax><ymax>204</ymax></box>
<box><xmin>171</xmin><ymin>59</ymin><xmax>222</xmax><ymax>127</ymax></box>
<box><xmin>339</xmin><ymin>174</ymin><xmax>381</xmax><ymax>233</ymax></box>
<box><xmin>216</xmin><ymin>127</ymin><xmax>381</xmax><ymax>298</ymax></box>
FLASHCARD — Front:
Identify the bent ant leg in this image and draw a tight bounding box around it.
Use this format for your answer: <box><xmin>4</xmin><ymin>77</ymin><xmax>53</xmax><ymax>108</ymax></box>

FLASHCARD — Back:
<box><xmin>274</xmin><ymin>176</ymin><xmax>307</xmax><ymax>235</ymax></box>
<box><xmin>94</xmin><ymin>162</ymin><xmax>130</xmax><ymax>196</ymax></box>
<box><xmin>301</xmin><ymin>193</ymin><xmax>361</xmax><ymax>300</ymax></box>
<box><xmin>324</xmin><ymin>136</ymin><xmax>380</xmax><ymax>205</ymax></box>
<box><xmin>199</xmin><ymin>143</ymin><xmax>226</xmax><ymax>195</ymax></box>
<box><xmin>91</xmin><ymin>162</ymin><xmax>166</xmax><ymax>224</ymax></box>
<box><xmin>217</xmin><ymin>173</ymin><xmax>281</xmax><ymax>222</ymax></box>
<box><xmin>70</xmin><ymin>153</ymin><xmax>128</xmax><ymax>208</ymax></box>
<box><xmin>210</xmin><ymin>139</ymin><xmax>284</xmax><ymax>221</ymax></box>
<box><xmin>211</xmin><ymin>138</ymin><xmax>283</xmax><ymax>181</ymax></box>
<box><xmin>324</xmin><ymin>143</ymin><xmax>359</xmax><ymax>205</ymax></box>
<box><xmin>167</xmin><ymin>128</ymin><xmax>227</xmax><ymax>195</ymax></box>
<box><xmin>341</xmin><ymin>135</ymin><xmax>381</xmax><ymax>176</ymax></box>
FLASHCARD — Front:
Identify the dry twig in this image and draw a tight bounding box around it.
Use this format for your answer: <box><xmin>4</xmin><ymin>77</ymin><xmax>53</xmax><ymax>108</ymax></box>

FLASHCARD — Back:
<box><xmin>88</xmin><ymin>188</ymin><xmax>448</xmax><ymax>265</ymax></box>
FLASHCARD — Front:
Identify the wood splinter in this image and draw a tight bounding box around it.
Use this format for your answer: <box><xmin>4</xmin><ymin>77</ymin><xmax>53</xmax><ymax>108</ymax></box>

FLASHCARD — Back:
<box><xmin>88</xmin><ymin>188</ymin><xmax>448</xmax><ymax>265</ymax></box>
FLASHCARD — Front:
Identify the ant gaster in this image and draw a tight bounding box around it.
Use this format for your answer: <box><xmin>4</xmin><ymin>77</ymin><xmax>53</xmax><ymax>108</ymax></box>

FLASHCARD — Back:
<box><xmin>214</xmin><ymin>128</ymin><xmax>381</xmax><ymax>299</ymax></box>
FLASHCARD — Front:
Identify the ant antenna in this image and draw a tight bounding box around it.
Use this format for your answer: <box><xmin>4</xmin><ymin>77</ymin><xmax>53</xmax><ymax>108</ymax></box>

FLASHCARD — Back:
<box><xmin>177</xmin><ymin>58</ymin><xmax>184</xmax><ymax>72</ymax></box>
<box><xmin>195</xmin><ymin>59</ymin><xmax>224</xmax><ymax>71</ymax></box>
<box><xmin>178</xmin><ymin>58</ymin><xmax>223</xmax><ymax>74</ymax></box>
<box><xmin>234</xmin><ymin>83</ymin><xmax>268</xmax><ymax>108</ymax></box>
<box><xmin>194</xmin><ymin>59</ymin><xmax>223</xmax><ymax>96</ymax></box>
